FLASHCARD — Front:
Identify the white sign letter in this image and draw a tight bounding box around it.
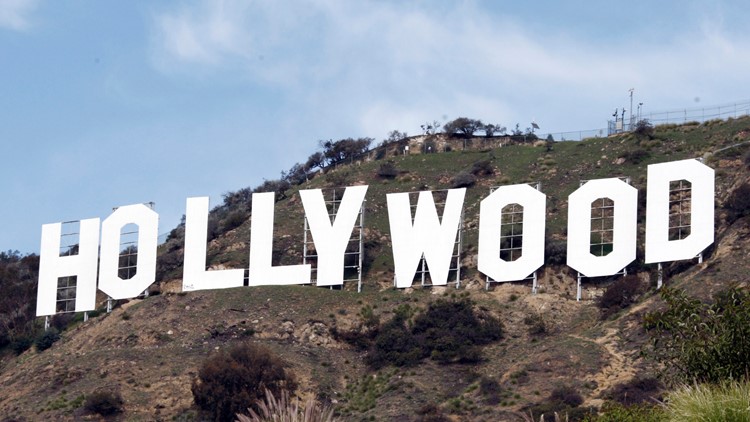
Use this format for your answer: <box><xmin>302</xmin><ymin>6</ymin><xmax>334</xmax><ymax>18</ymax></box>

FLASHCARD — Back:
<box><xmin>98</xmin><ymin>204</ymin><xmax>159</xmax><ymax>299</ymax></box>
<box><xmin>183</xmin><ymin>197</ymin><xmax>244</xmax><ymax>291</ymax></box>
<box><xmin>299</xmin><ymin>186</ymin><xmax>368</xmax><ymax>286</ymax></box>
<box><xmin>645</xmin><ymin>159</ymin><xmax>714</xmax><ymax>263</ymax></box>
<box><xmin>567</xmin><ymin>179</ymin><xmax>637</xmax><ymax>277</ymax></box>
<box><xmin>387</xmin><ymin>189</ymin><xmax>465</xmax><ymax>288</ymax></box>
<box><xmin>478</xmin><ymin>184</ymin><xmax>546</xmax><ymax>282</ymax></box>
<box><xmin>36</xmin><ymin>218</ymin><xmax>100</xmax><ymax>316</ymax></box>
<box><xmin>248</xmin><ymin>192</ymin><xmax>311</xmax><ymax>285</ymax></box>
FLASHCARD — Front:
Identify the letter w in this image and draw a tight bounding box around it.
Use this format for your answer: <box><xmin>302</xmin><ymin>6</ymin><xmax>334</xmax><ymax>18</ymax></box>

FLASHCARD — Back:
<box><xmin>387</xmin><ymin>189</ymin><xmax>465</xmax><ymax>288</ymax></box>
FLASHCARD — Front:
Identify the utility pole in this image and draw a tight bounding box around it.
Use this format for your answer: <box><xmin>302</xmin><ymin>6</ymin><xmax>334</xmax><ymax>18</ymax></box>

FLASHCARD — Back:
<box><xmin>638</xmin><ymin>102</ymin><xmax>643</xmax><ymax>122</ymax></box>
<box><xmin>629</xmin><ymin>88</ymin><xmax>634</xmax><ymax>129</ymax></box>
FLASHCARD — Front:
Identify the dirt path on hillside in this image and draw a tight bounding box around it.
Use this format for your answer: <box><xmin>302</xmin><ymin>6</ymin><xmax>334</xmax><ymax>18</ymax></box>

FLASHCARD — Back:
<box><xmin>572</xmin><ymin>327</ymin><xmax>637</xmax><ymax>407</ymax></box>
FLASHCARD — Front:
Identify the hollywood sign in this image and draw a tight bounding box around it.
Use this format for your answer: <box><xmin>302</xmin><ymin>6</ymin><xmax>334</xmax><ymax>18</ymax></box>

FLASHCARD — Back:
<box><xmin>36</xmin><ymin>159</ymin><xmax>714</xmax><ymax>316</ymax></box>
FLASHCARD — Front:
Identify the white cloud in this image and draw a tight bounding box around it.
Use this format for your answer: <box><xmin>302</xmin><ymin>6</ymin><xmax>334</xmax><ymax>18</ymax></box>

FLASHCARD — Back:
<box><xmin>0</xmin><ymin>0</ymin><xmax>37</xmax><ymax>31</ymax></box>
<box><xmin>150</xmin><ymin>1</ymin><xmax>750</xmax><ymax>138</ymax></box>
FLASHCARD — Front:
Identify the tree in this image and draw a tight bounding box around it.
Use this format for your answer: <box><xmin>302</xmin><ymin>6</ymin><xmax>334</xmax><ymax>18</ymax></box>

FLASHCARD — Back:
<box><xmin>382</xmin><ymin>130</ymin><xmax>407</xmax><ymax>145</ymax></box>
<box><xmin>483</xmin><ymin>123</ymin><xmax>506</xmax><ymax>138</ymax></box>
<box><xmin>281</xmin><ymin>162</ymin><xmax>308</xmax><ymax>185</ymax></box>
<box><xmin>305</xmin><ymin>152</ymin><xmax>325</xmax><ymax>172</ymax></box>
<box><xmin>443</xmin><ymin>117</ymin><xmax>484</xmax><ymax>138</ymax></box>
<box><xmin>420</xmin><ymin>120</ymin><xmax>442</xmax><ymax>135</ymax></box>
<box><xmin>319</xmin><ymin>137</ymin><xmax>372</xmax><ymax>166</ymax></box>
<box><xmin>253</xmin><ymin>179</ymin><xmax>291</xmax><ymax>200</ymax></box>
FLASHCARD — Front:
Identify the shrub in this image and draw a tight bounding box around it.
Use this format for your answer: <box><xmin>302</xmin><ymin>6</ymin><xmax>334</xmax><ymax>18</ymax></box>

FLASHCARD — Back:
<box><xmin>619</xmin><ymin>149</ymin><xmax>650</xmax><ymax>165</ymax></box>
<box><xmin>376</xmin><ymin>161</ymin><xmax>399</xmax><ymax>179</ymax></box>
<box><xmin>222</xmin><ymin>210</ymin><xmax>247</xmax><ymax>232</ymax></box>
<box><xmin>368</xmin><ymin>298</ymin><xmax>503</xmax><ymax>368</ymax></box>
<box><xmin>451</xmin><ymin>171</ymin><xmax>476</xmax><ymax>188</ymax></box>
<box><xmin>606</xmin><ymin>377</ymin><xmax>662</xmax><ymax>406</ymax></box>
<box><xmin>368</xmin><ymin>313</ymin><xmax>424</xmax><ymax>368</ymax></box>
<box><xmin>10</xmin><ymin>336</ymin><xmax>33</xmax><ymax>355</ymax></box>
<box><xmin>550</xmin><ymin>386</ymin><xmax>583</xmax><ymax>407</ymax></box>
<box><xmin>35</xmin><ymin>328</ymin><xmax>60</xmax><ymax>352</ymax></box>
<box><xmin>411</xmin><ymin>298</ymin><xmax>503</xmax><ymax>364</ymax></box>
<box><xmin>84</xmin><ymin>391</ymin><xmax>124</xmax><ymax>416</ymax></box>
<box><xmin>644</xmin><ymin>287</ymin><xmax>750</xmax><ymax>383</ymax></box>
<box><xmin>192</xmin><ymin>343</ymin><xmax>297</xmax><ymax>421</ymax></box>
<box><xmin>724</xmin><ymin>182</ymin><xmax>750</xmax><ymax>223</ymax></box>
<box><xmin>597</xmin><ymin>275</ymin><xmax>643</xmax><ymax>319</ymax></box>
<box><xmin>526</xmin><ymin>386</ymin><xmax>586</xmax><ymax>422</ymax></box>
<box><xmin>325</xmin><ymin>169</ymin><xmax>352</xmax><ymax>187</ymax></box>
<box><xmin>237</xmin><ymin>388</ymin><xmax>335</xmax><ymax>422</ymax></box>
<box><xmin>545</xmin><ymin>239</ymin><xmax>567</xmax><ymax>265</ymax></box>
<box><xmin>50</xmin><ymin>313</ymin><xmax>75</xmax><ymax>331</ymax></box>
<box><xmin>470</xmin><ymin>159</ymin><xmax>494</xmax><ymax>176</ymax></box>
<box><xmin>479</xmin><ymin>377</ymin><xmax>502</xmax><ymax>405</ymax></box>
<box><xmin>633</xmin><ymin>119</ymin><xmax>654</xmax><ymax>139</ymax></box>
<box><xmin>416</xmin><ymin>403</ymin><xmax>451</xmax><ymax>422</ymax></box>
<box><xmin>523</xmin><ymin>312</ymin><xmax>548</xmax><ymax>336</ymax></box>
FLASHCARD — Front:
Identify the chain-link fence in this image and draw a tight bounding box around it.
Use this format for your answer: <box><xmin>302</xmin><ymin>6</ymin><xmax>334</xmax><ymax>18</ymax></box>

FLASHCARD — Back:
<box><xmin>537</xmin><ymin>100</ymin><xmax>750</xmax><ymax>141</ymax></box>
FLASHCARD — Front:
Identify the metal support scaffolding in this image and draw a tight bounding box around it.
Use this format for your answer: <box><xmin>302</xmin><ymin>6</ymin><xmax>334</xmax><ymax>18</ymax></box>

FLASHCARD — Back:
<box><xmin>303</xmin><ymin>188</ymin><xmax>366</xmax><ymax>292</ymax></box>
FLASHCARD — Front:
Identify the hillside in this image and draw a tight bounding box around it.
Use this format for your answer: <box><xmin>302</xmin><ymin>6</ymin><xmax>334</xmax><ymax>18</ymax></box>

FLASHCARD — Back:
<box><xmin>2</xmin><ymin>117</ymin><xmax>750</xmax><ymax>421</ymax></box>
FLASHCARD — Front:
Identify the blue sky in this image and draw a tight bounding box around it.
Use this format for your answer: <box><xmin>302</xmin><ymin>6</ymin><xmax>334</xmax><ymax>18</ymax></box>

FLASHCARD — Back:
<box><xmin>2</xmin><ymin>0</ymin><xmax>749</xmax><ymax>253</ymax></box>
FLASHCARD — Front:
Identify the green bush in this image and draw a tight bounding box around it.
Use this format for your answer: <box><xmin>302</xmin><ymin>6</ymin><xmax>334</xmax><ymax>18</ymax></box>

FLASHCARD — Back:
<box><xmin>451</xmin><ymin>171</ymin><xmax>476</xmax><ymax>188</ymax></box>
<box><xmin>606</xmin><ymin>376</ymin><xmax>662</xmax><ymax>405</ymax></box>
<box><xmin>376</xmin><ymin>161</ymin><xmax>399</xmax><ymax>179</ymax></box>
<box><xmin>84</xmin><ymin>391</ymin><xmax>124</xmax><ymax>416</ymax></box>
<box><xmin>367</xmin><ymin>298</ymin><xmax>503</xmax><ymax>368</ymax></box>
<box><xmin>369</xmin><ymin>313</ymin><xmax>424</xmax><ymax>367</ymax></box>
<box><xmin>34</xmin><ymin>328</ymin><xmax>60</xmax><ymax>352</ymax></box>
<box><xmin>470</xmin><ymin>159</ymin><xmax>494</xmax><ymax>176</ymax></box>
<box><xmin>192</xmin><ymin>343</ymin><xmax>297</xmax><ymax>422</ymax></box>
<box><xmin>222</xmin><ymin>210</ymin><xmax>247</xmax><ymax>232</ymax></box>
<box><xmin>644</xmin><ymin>287</ymin><xmax>750</xmax><ymax>383</ymax></box>
<box><xmin>10</xmin><ymin>336</ymin><xmax>33</xmax><ymax>355</ymax></box>
<box><xmin>619</xmin><ymin>149</ymin><xmax>650</xmax><ymax>164</ymax></box>
<box><xmin>633</xmin><ymin>120</ymin><xmax>654</xmax><ymax>139</ymax></box>
<box><xmin>411</xmin><ymin>298</ymin><xmax>503</xmax><ymax>364</ymax></box>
